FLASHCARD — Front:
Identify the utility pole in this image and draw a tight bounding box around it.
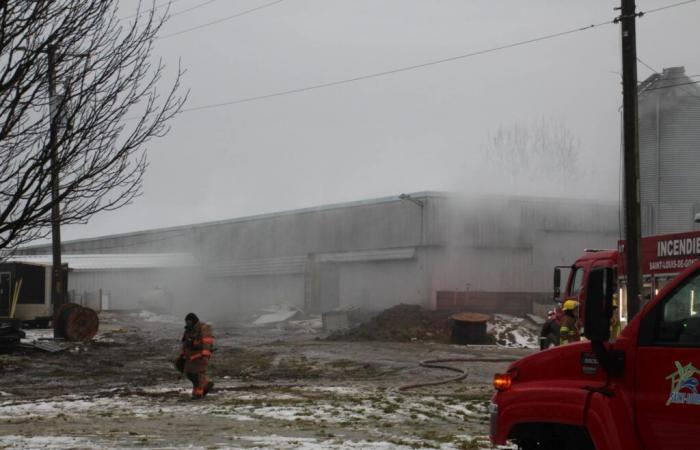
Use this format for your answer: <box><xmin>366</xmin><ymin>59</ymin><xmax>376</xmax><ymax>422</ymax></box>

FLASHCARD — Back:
<box><xmin>618</xmin><ymin>0</ymin><xmax>643</xmax><ymax>319</ymax></box>
<box><xmin>47</xmin><ymin>44</ymin><xmax>65</xmax><ymax>332</ymax></box>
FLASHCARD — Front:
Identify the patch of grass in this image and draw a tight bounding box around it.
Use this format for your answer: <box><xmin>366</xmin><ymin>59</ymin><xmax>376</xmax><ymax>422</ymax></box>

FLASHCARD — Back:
<box><xmin>453</xmin><ymin>438</ymin><xmax>483</xmax><ymax>449</ymax></box>
<box><xmin>326</xmin><ymin>359</ymin><xmax>356</xmax><ymax>368</ymax></box>
<box><xmin>208</xmin><ymin>347</ymin><xmax>274</xmax><ymax>379</ymax></box>
<box><xmin>420</xmin><ymin>430</ymin><xmax>455</xmax><ymax>443</ymax></box>
<box><xmin>381</xmin><ymin>403</ymin><xmax>399</xmax><ymax>414</ymax></box>
<box><xmin>268</xmin><ymin>356</ymin><xmax>323</xmax><ymax>379</ymax></box>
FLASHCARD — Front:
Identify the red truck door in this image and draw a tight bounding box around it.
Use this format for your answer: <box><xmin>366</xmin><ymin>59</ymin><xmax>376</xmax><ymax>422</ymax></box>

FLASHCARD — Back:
<box><xmin>635</xmin><ymin>268</ymin><xmax>700</xmax><ymax>450</ymax></box>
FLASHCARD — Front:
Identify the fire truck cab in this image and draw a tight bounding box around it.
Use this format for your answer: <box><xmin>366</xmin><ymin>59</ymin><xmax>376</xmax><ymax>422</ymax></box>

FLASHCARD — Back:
<box><xmin>491</xmin><ymin>232</ymin><xmax>700</xmax><ymax>450</ymax></box>
<box><xmin>553</xmin><ymin>230</ymin><xmax>700</xmax><ymax>332</ymax></box>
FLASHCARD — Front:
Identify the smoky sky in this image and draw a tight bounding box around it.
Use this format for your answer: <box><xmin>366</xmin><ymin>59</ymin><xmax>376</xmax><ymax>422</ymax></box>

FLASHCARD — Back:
<box><xmin>60</xmin><ymin>0</ymin><xmax>700</xmax><ymax>241</ymax></box>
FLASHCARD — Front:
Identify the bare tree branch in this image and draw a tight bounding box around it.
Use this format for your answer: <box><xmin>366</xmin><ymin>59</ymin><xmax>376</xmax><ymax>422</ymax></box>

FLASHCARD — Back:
<box><xmin>485</xmin><ymin>117</ymin><xmax>580</xmax><ymax>180</ymax></box>
<box><xmin>0</xmin><ymin>0</ymin><xmax>187</xmax><ymax>253</ymax></box>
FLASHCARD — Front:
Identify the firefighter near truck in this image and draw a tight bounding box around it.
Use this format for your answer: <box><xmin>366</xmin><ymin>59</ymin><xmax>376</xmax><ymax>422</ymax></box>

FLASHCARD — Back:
<box><xmin>489</xmin><ymin>232</ymin><xmax>700</xmax><ymax>450</ymax></box>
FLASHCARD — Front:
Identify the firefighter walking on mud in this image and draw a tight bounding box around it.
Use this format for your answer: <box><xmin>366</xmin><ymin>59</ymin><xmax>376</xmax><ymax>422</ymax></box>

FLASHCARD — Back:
<box><xmin>175</xmin><ymin>313</ymin><xmax>214</xmax><ymax>399</ymax></box>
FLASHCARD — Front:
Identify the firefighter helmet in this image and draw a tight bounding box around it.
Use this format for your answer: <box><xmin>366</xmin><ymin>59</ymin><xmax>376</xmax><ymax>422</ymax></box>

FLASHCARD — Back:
<box><xmin>562</xmin><ymin>300</ymin><xmax>579</xmax><ymax>311</ymax></box>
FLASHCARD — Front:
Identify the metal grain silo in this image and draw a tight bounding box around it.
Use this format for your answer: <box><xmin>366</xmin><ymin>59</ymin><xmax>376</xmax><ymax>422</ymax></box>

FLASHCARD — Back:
<box><xmin>638</xmin><ymin>66</ymin><xmax>700</xmax><ymax>235</ymax></box>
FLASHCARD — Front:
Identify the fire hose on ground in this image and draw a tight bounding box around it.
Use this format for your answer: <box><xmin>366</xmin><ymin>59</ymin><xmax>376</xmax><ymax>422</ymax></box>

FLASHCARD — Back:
<box><xmin>398</xmin><ymin>357</ymin><xmax>519</xmax><ymax>391</ymax></box>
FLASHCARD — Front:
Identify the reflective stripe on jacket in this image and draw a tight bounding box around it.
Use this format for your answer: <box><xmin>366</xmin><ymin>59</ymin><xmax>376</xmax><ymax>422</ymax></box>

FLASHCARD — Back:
<box><xmin>181</xmin><ymin>322</ymin><xmax>215</xmax><ymax>361</ymax></box>
<box><xmin>559</xmin><ymin>315</ymin><xmax>579</xmax><ymax>345</ymax></box>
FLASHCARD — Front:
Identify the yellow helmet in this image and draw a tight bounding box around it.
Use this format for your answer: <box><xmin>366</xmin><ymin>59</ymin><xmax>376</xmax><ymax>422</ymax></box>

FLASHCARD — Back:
<box><xmin>562</xmin><ymin>299</ymin><xmax>579</xmax><ymax>311</ymax></box>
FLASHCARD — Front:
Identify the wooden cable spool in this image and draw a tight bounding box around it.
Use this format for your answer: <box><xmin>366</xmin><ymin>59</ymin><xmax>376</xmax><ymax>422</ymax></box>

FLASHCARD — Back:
<box><xmin>53</xmin><ymin>302</ymin><xmax>99</xmax><ymax>341</ymax></box>
<box><xmin>450</xmin><ymin>312</ymin><xmax>491</xmax><ymax>345</ymax></box>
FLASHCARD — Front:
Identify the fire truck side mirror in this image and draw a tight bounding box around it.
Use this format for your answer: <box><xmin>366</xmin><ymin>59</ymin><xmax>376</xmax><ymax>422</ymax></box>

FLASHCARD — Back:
<box><xmin>553</xmin><ymin>268</ymin><xmax>561</xmax><ymax>300</ymax></box>
<box><xmin>584</xmin><ymin>267</ymin><xmax>615</xmax><ymax>342</ymax></box>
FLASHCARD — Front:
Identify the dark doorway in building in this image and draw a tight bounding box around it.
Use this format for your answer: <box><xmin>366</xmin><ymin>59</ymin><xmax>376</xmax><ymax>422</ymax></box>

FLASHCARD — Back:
<box><xmin>0</xmin><ymin>272</ymin><xmax>11</xmax><ymax>316</ymax></box>
<box><xmin>319</xmin><ymin>263</ymin><xmax>340</xmax><ymax>311</ymax></box>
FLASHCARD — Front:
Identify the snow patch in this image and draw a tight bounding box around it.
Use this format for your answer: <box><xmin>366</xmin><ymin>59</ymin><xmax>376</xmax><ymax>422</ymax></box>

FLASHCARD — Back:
<box><xmin>488</xmin><ymin>316</ymin><xmax>539</xmax><ymax>349</ymax></box>
<box><xmin>0</xmin><ymin>435</ymin><xmax>102</xmax><ymax>449</ymax></box>
<box><xmin>137</xmin><ymin>310</ymin><xmax>180</xmax><ymax>324</ymax></box>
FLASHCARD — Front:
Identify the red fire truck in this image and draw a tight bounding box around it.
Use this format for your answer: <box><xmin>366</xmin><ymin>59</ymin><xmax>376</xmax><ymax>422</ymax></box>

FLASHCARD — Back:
<box><xmin>490</xmin><ymin>234</ymin><xmax>700</xmax><ymax>450</ymax></box>
<box><xmin>553</xmin><ymin>230</ymin><xmax>700</xmax><ymax>331</ymax></box>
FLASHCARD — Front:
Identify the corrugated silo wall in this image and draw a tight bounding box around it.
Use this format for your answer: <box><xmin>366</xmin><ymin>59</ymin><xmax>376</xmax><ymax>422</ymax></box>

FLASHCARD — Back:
<box><xmin>430</xmin><ymin>196</ymin><xmax>619</xmax><ymax>315</ymax></box>
<box><xmin>639</xmin><ymin>88</ymin><xmax>700</xmax><ymax>235</ymax></box>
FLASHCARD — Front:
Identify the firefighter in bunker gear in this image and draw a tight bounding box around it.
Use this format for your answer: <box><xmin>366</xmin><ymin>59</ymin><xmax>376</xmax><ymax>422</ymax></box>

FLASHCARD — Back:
<box><xmin>175</xmin><ymin>313</ymin><xmax>214</xmax><ymax>399</ymax></box>
<box><xmin>610</xmin><ymin>293</ymin><xmax>621</xmax><ymax>339</ymax></box>
<box><xmin>559</xmin><ymin>300</ymin><xmax>580</xmax><ymax>345</ymax></box>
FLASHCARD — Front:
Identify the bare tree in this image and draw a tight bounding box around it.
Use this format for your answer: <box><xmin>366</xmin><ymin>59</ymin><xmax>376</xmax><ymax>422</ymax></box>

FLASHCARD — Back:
<box><xmin>0</xmin><ymin>0</ymin><xmax>186</xmax><ymax>252</ymax></box>
<box><xmin>485</xmin><ymin>117</ymin><xmax>580</xmax><ymax>180</ymax></box>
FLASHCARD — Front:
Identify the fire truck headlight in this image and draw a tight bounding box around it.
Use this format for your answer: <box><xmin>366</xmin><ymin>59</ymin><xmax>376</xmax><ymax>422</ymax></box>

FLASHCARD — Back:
<box><xmin>493</xmin><ymin>373</ymin><xmax>513</xmax><ymax>391</ymax></box>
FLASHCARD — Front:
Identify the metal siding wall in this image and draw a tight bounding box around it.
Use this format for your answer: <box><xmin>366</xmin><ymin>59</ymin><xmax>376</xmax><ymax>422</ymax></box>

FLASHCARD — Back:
<box><xmin>434</xmin><ymin>197</ymin><xmax>619</xmax><ymax>296</ymax></box>
<box><xmin>196</xmin><ymin>199</ymin><xmax>423</xmax><ymax>262</ymax></box>
<box><xmin>69</xmin><ymin>269</ymin><xmax>197</xmax><ymax>311</ymax></box>
<box><xmin>432</xmin><ymin>247</ymin><xmax>534</xmax><ymax>292</ymax></box>
<box><xmin>27</xmin><ymin>194</ymin><xmax>621</xmax><ymax>316</ymax></box>
<box><xmin>195</xmin><ymin>274</ymin><xmax>305</xmax><ymax>318</ymax></box>
<box><xmin>338</xmin><ymin>259</ymin><xmax>424</xmax><ymax>311</ymax></box>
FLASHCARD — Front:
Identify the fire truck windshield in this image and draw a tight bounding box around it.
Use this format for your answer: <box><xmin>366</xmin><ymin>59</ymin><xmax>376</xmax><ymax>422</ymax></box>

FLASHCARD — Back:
<box><xmin>569</xmin><ymin>267</ymin><xmax>585</xmax><ymax>297</ymax></box>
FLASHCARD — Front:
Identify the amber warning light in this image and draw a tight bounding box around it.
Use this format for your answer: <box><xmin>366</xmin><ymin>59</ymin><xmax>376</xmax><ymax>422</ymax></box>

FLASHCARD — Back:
<box><xmin>493</xmin><ymin>373</ymin><xmax>512</xmax><ymax>391</ymax></box>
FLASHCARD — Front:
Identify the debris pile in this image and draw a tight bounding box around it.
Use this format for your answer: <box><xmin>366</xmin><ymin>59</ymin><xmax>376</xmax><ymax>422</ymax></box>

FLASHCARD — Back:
<box><xmin>328</xmin><ymin>304</ymin><xmax>453</xmax><ymax>342</ymax></box>
<box><xmin>252</xmin><ymin>305</ymin><xmax>302</xmax><ymax>326</ymax></box>
<box><xmin>329</xmin><ymin>305</ymin><xmax>541</xmax><ymax>348</ymax></box>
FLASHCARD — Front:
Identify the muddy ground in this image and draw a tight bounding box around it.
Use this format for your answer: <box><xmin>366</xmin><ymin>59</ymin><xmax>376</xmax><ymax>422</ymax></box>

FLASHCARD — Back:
<box><xmin>0</xmin><ymin>311</ymin><xmax>535</xmax><ymax>449</ymax></box>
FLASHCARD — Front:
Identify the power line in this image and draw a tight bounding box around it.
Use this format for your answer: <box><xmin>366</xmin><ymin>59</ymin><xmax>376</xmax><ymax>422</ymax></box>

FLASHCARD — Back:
<box><xmin>181</xmin><ymin>20</ymin><xmax>614</xmax><ymax>112</ymax></box>
<box><xmin>119</xmin><ymin>0</ymin><xmax>187</xmax><ymax>20</ymax></box>
<box><xmin>638</xmin><ymin>58</ymin><xmax>700</xmax><ymax>80</ymax></box>
<box><xmin>637</xmin><ymin>57</ymin><xmax>657</xmax><ymax>74</ymax></box>
<box><xmin>637</xmin><ymin>57</ymin><xmax>700</xmax><ymax>97</ymax></box>
<box><xmin>643</xmin><ymin>80</ymin><xmax>700</xmax><ymax>91</ymax></box>
<box><xmin>178</xmin><ymin>0</ymin><xmax>696</xmax><ymax>113</ymax></box>
<box><xmin>158</xmin><ymin>0</ymin><xmax>287</xmax><ymax>39</ymax></box>
<box><xmin>169</xmin><ymin>0</ymin><xmax>221</xmax><ymax>19</ymax></box>
<box><xmin>641</xmin><ymin>0</ymin><xmax>697</xmax><ymax>14</ymax></box>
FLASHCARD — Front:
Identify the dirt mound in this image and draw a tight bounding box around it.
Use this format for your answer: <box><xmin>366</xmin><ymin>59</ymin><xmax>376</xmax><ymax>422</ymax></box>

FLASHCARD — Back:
<box><xmin>328</xmin><ymin>304</ymin><xmax>452</xmax><ymax>342</ymax></box>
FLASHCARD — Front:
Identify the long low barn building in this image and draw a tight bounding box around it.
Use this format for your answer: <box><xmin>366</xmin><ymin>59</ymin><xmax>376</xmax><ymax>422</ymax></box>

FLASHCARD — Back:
<box><xmin>16</xmin><ymin>192</ymin><xmax>619</xmax><ymax>318</ymax></box>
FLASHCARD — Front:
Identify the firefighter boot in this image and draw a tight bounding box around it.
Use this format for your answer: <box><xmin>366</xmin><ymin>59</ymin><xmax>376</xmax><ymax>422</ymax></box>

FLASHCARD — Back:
<box><xmin>191</xmin><ymin>386</ymin><xmax>204</xmax><ymax>400</ymax></box>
